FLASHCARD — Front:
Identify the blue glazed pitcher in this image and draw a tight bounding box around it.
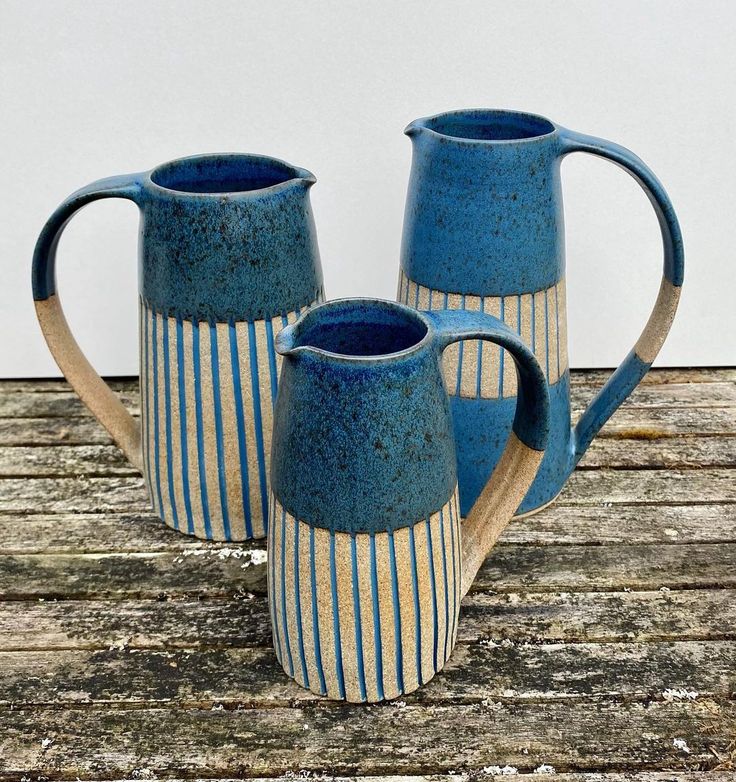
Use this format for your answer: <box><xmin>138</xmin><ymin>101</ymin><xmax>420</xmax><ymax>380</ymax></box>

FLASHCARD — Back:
<box><xmin>398</xmin><ymin>109</ymin><xmax>684</xmax><ymax>516</ymax></box>
<box><xmin>268</xmin><ymin>298</ymin><xmax>549</xmax><ymax>701</ymax></box>
<box><xmin>32</xmin><ymin>154</ymin><xmax>324</xmax><ymax>540</ymax></box>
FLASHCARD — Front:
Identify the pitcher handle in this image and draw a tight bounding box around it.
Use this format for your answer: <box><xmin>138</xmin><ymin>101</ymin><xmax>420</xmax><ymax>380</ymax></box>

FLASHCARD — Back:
<box><xmin>426</xmin><ymin>309</ymin><xmax>550</xmax><ymax>596</ymax></box>
<box><xmin>557</xmin><ymin>129</ymin><xmax>684</xmax><ymax>461</ymax></box>
<box><xmin>31</xmin><ymin>173</ymin><xmax>145</xmax><ymax>471</ymax></box>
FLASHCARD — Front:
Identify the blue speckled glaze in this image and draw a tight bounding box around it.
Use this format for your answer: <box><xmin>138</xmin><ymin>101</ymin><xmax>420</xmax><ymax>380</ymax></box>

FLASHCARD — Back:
<box><xmin>270</xmin><ymin>298</ymin><xmax>549</xmax><ymax>534</ymax></box>
<box><xmin>33</xmin><ymin>154</ymin><xmax>324</xmax><ymax>321</ymax></box>
<box><xmin>399</xmin><ymin>109</ymin><xmax>684</xmax><ymax>515</ymax></box>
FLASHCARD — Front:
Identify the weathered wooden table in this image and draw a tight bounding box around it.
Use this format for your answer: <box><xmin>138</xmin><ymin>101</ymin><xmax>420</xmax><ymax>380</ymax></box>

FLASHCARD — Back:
<box><xmin>0</xmin><ymin>368</ymin><xmax>734</xmax><ymax>780</ymax></box>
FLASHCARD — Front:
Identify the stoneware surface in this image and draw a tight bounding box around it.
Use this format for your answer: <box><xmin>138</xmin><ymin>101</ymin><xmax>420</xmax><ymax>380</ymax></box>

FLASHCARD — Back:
<box><xmin>269</xmin><ymin>298</ymin><xmax>549</xmax><ymax>701</ymax></box>
<box><xmin>398</xmin><ymin>108</ymin><xmax>684</xmax><ymax>516</ymax></box>
<box><xmin>33</xmin><ymin>153</ymin><xmax>325</xmax><ymax>540</ymax></box>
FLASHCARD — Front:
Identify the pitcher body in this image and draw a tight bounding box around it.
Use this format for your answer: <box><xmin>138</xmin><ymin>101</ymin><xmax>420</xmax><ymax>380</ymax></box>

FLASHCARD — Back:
<box><xmin>33</xmin><ymin>153</ymin><xmax>324</xmax><ymax>540</ymax></box>
<box><xmin>399</xmin><ymin>109</ymin><xmax>683</xmax><ymax>516</ymax></box>
<box><xmin>268</xmin><ymin>298</ymin><xmax>549</xmax><ymax>701</ymax></box>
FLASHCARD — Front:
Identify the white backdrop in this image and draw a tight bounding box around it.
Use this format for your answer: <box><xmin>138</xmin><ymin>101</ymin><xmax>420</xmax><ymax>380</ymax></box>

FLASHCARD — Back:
<box><xmin>1</xmin><ymin>0</ymin><xmax>733</xmax><ymax>378</ymax></box>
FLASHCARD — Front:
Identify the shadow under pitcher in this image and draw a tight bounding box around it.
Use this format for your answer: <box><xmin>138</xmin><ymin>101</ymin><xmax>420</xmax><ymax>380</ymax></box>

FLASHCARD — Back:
<box><xmin>32</xmin><ymin>153</ymin><xmax>324</xmax><ymax>540</ymax></box>
<box><xmin>268</xmin><ymin>298</ymin><xmax>550</xmax><ymax>701</ymax></box>
<box><xmin>398</xmin><ymin>109</ymin><xmax>684</xmax><ymax>516</ymax></box>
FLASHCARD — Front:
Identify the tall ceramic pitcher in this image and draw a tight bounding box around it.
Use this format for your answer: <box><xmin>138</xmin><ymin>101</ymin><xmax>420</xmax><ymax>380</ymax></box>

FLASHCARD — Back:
<box><xmin>398</xmin><ymin>109</ymin><xmax>684</xmax><ymax>516</ymax></box>
<box><xmin>268</xmin><ymin>298</ymin><xmax>549</xmax><ymax>701</ymax></box>
<box><xmin>32</xmin><ymin>153</ymin><xmax>324</xmax><ymax>540</ymax></box>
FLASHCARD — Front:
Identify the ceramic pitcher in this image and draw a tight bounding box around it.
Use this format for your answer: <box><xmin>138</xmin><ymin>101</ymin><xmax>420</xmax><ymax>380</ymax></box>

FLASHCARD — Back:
<box><xmin>398</xmin><ymin>109</ymin><xmax>684</xmax><ymax>516</ymax></box>
<box><xmin>267</xmin><ymin>298</ymin><xmax>549</xmax><ymax>702</ymax></box>
<box><xmin>32</xmin><ymin>153</ymin><xmax>324</xmax><ymax>540</ymax></box>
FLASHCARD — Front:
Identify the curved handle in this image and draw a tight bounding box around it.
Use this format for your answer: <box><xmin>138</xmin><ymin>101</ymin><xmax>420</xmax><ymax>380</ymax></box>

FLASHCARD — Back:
<box><xmin>32</xmin><ymin>173</ymin><xmax>145</xmax><ymax>471</ymax></box>
<box><xmin>558</xmin><ymin>129</ymin><xmax>684</xmax><ymax>461</ymax></box>
<box><xmin>426</xmin><ymin>309</ymin><xmax>550</xmax><ymax>596</ymax></box>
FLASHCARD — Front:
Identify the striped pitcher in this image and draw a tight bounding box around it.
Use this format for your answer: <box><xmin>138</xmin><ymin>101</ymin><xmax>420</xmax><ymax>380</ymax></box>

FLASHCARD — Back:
<box><xmin>268</xmin><ymin>298</ymin><xmax>549</xmax><ymax>701</ymax></box>
<box><xmin>33</xmin><ymin>153</ymin><xmax>324</xmax><ymax>540</ymax></box>
<box><xmin>399</xmin><ymin>109</ymin><xmax>684</xmax><ymax>517</ymax></box>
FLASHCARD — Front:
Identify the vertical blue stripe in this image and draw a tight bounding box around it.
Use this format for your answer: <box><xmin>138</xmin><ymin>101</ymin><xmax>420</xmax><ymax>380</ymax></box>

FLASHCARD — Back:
<box><xmin>498</xmin><ymin>297</ymin><xmax>505</xmax><ymax>399</ymax></box>
<box><xmin>438</xmin><ymin>508</ymin><xmax>451</xmax><ymax>662</ymax></box>
<box><xmin>350</xmin><ymin>535</ymin><xmax>367</xmax><ymax>701</ymax></box>
<box><xmin>279</xmin><ymin>506</ymin><xmax>294</xmax><ymax>677</ymax></box>
<box><xmin>209</xmin><ymin>325</ymin><xmax>232</xmax><ymax>541</ymax></box>
<box><xmin>175</xmin><ymin>319</ymin><xmax>195</xmax><ymax>535</ymax></box>
<box><xmin>265</xmin><ymin>319</ymin><xmax>279</xmax><ymax>406</ymax></box>
<box><xmin>531</xmin><ymin>292</ymin><xmax>536</xmax><ymax>355</ymax></box>
<box><xmin>309</xmin><ymin>525</ymin><xmax>327</xmax><ymax>694</ymax></box>
<box><xmin>228</xmin><ymin>324</ymin><xmax>254</xmax><ymax>539</ymax></box>
<box><xmin>545</xmin><ymin>290</ymin><xmax>550</xmax><ymax>381</ymax></box>
<box><xmin>414</xmin><ymin>282</ymin><xmax>420</xmax><ymax>309</ymax></box>
<box><xmin>408</xmin><ymin>525</ymin><xmax>423</xmax><ymax>685</ymax></box>
<box><xmin>425</xmin><ymin>518</ymin><xmax>440</xmax><ymax>673</ymax></box>
<box><xmin>247</xmin><ymin>321</ymin><xmax>269</xmax><ymax>526</ymax></box>
<box><xmin>555</xmin><ymin>283</ymin><xmax>561</xmax><ymax>378</ymax></box>
<box><xmin>269</xmin><ymin>495</ymin><xmax>282</xmax><ymax>664</ymax></box>
<box><xmin>476</xmin><ymin>296</ymin><xmax>484</xmax><ymax>399</ymax></box>
<box><xmin>191</xmin><ymin>320</ymin><xmax>212</xmax><ymax>540</ymax></box>
<box><xmin>388</xmin><ymin>531</ymin><xmax>404</xmax><ymax>694</ymax></box>
<box><xmin>161</xmin><ymin>317</ymin><xmax>180</xmax><ymax>531</ymax></box>
<box><xmin>150</xmin><ymin>312</ymin><xmax>166</xmax><ymax>523</ymax></box>
<box><xmin>456</xmin><ymin>294</ymin><xmax>465</xmax><ymax>396</ymax></box>
<box><xmin>143</xmin><ymin>306</ymin><xmax>154</xmax><ymax>511</ymax></box>
<box><xmin>428</xmin><ymin>288</ymin><xmax>432</xmax><ymax>310</ymax></box>
<box><xmin>369</xmin><ymin>534</ymin><xmax>385</xmax><ymax>701</ymax></box>
<box><xmin>292</xmin><ymin>516</ymin><xmax>310</xmax><ymax>688</ymax></box>
<box><xmin>448</xmin><ymin>496</ymin><xmax>459</xmax><ymax>646</ymax></box>
<box><xmin>329</xmin><ymin>532</ymin><xmax>346</xmax><ymax>699</ymax></box>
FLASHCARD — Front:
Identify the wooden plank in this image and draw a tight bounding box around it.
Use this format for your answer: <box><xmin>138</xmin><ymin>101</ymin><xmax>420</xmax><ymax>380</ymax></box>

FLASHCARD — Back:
<box><xmin>1</xmin><ymin>543</ymin><xmax>734</xmax><ymax>600</ymax></box>
<box><xmin>1</xmin><ymin>469</ymin><xmax>734</xmax><ymax>516</ymax></box>
<box><xmin>1</xmin><ymin>380</ymin><xmax>732</xmax><ymax>420</ymax></box>
<box><xmin>0</xmin><ymin>445</ymin><xmax>135</xmax><ymax>477</ymax></box>
<box><xmin>3</xmin><ymin>406</ymin><xmax>734</xmax><ymax>450</ymax></box>
<box><xmin>580</xmin><ymin>437</ymin><xmax>736</xmax><ymax>469</ymax></box>
<box><xmin>3</xmin><ymin>503</ymin><xmax>735</xmax><ymax>555</ymax></box>
<box><xmin>569</xmin><ymin>368</ymin><xmax>736</xmax><ymax>385</ymax></box>
<box><xmin>2</xmin><ymin>589</ymin><xmax>734</xmax><ymax>653</ymax></box>
<box><xmin>0</xmin><ymin>378</ymin><xmax>138</xmax><ymax>394</ymax></box>
<box><xmin>0</xmin><ymin>391</ymin><xmax>139</xmax><ymax>418</ymax></box>
<box><xmin>570</xmin><ymin>382</ymin><xmax>736</xmax><ymax>410</ymax></box>
<box><xmin>2</xmin><ymin>640</ymin><xmax>734</xmax><ymax>707</ymax></box>
<box><xmin>2</xmin><ymin>435</ymin><xmax>734</xmax><ymax>478</ymax></box>
<box><xmin>0</xmin><ymin>700</ymin><xmax>729</xmax><ymax>775</ymax></box>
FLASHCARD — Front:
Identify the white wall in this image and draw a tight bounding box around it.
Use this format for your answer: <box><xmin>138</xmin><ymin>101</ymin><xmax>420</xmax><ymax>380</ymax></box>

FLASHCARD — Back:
<box><xmin>1</xmin><ymin>0</ymin><xmax>733</xmax><ymax>378</ymax></box>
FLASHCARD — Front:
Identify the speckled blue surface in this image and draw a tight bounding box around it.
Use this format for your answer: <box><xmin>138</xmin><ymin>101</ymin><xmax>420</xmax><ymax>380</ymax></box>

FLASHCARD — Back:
<box><xmin>400</xmin><ymin>108</ymin><xmax>684</xmax><ymax>514</ymax></box>
<box><xmin>270</xmin><ymin>298</ymin><xmax>549</xmax><ymax>534</ymax></box>
<box><xmin>33</xmin><ymin>154</ymin><xmax>324</xmax><ymax>321</ymax></box>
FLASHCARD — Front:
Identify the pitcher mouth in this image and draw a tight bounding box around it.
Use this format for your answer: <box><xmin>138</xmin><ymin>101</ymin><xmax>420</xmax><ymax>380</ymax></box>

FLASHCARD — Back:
<box><xmin>275</xmin><ymin>298</ymin><xmax>431</xmax><ymax>362</ymax></box>
<box><xmin>408</xmin><ymin>108</ymin><xmax>557</xmax><ymax>143</ymax></box>
<box><xmin>148</xmin><ymin>153</ymin><xmax>315</xmax><ymax>195</ymax></box>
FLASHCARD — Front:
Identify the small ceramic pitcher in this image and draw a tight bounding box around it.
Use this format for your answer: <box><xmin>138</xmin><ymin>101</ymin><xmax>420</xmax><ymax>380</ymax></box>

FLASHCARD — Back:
<box><xmin>398</xmin><ymin>109</ymin><xmax>684</xmax><ymax>517</ymax></box>
<box><xmin>268</xmin><ymin>298</ymin><xmax>549</xmax><ymax>702</ymax></box>
<box><xmin>32</xmin><ymin>153</ymin><xmax>324</xmax><ymax>540</ymax></box>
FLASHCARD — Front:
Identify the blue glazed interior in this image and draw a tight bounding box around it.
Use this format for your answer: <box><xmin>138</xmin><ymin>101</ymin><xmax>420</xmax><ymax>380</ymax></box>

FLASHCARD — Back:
<box><xmin>287</xmin><ymin>300</ymin><xmax>428</xmax><ymax>358</ymax></box>
<box><xmin>150</xmin><ymin>154</ymin><xmax>304</xmax><ymax>194</ymax></box>
<box><xmin>420</xmin><ymin>110</ymin><xmax>555</xmax><ymax>142</ymax></box>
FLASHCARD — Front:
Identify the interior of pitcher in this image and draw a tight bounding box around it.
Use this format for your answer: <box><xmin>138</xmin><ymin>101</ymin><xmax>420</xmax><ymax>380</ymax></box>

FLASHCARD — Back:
<box><xmin>150</xmin><ymin>153</ymin><xmax>309</xmax><ymax>194</ymax></box>
<box><xmin>422</xmin><ymin>109</ymin><xmax>555</xmax><ymax>141</ymax></box>
<box><xmin>287</xmin><ymin>299</ymin><xmax>429</xmax><ymax>358</ymax></box>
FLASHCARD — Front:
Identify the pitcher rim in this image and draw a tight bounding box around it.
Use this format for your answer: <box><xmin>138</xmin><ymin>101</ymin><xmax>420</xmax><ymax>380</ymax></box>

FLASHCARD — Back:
<box><xmin>406</xmin><ymin>108</ymin><xmax>559</xmax><ymax>145</ymax></box>
<box><xmin>275</xmin><ymin>297</ymin><xmax>435</xmax><ymax>364</ymax></box>
<box><xmin>146</xmin><ymin>152</ymin><xmax>316</xmax><ymax>198</ymax></box>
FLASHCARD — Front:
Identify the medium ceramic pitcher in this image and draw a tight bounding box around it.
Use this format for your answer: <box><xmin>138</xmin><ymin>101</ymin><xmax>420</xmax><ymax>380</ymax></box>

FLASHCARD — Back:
<box><xmin>398</xmin><ymin>109</ymin><xmax>684</xmax><ymax>516</ymax></box>
<box><xmin>32</xmin><ymin>153</ymin><xmax>324</xmax><ymax>540</ymax></box>
<box><xmin>267</xmin><ymin>298</ymin><xmax>549</xmax><ymax>702</ymax></box>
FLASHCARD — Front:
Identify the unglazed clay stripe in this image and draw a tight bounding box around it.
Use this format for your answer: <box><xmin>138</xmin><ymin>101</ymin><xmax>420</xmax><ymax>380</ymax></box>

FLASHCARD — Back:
<box><xmin>268</xmin><ymin>492</ymin><xmax>461</xmax><ymax>702</ymax></box>
<box><xmin>397</xmin><ymin>270</ymin><xmax>568</xmax><ymax>399</ymax></box>
<box><xmin>140</xmin><ymin>295</ymin><xmax>321</xmax><ymax>541</ymax></box>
